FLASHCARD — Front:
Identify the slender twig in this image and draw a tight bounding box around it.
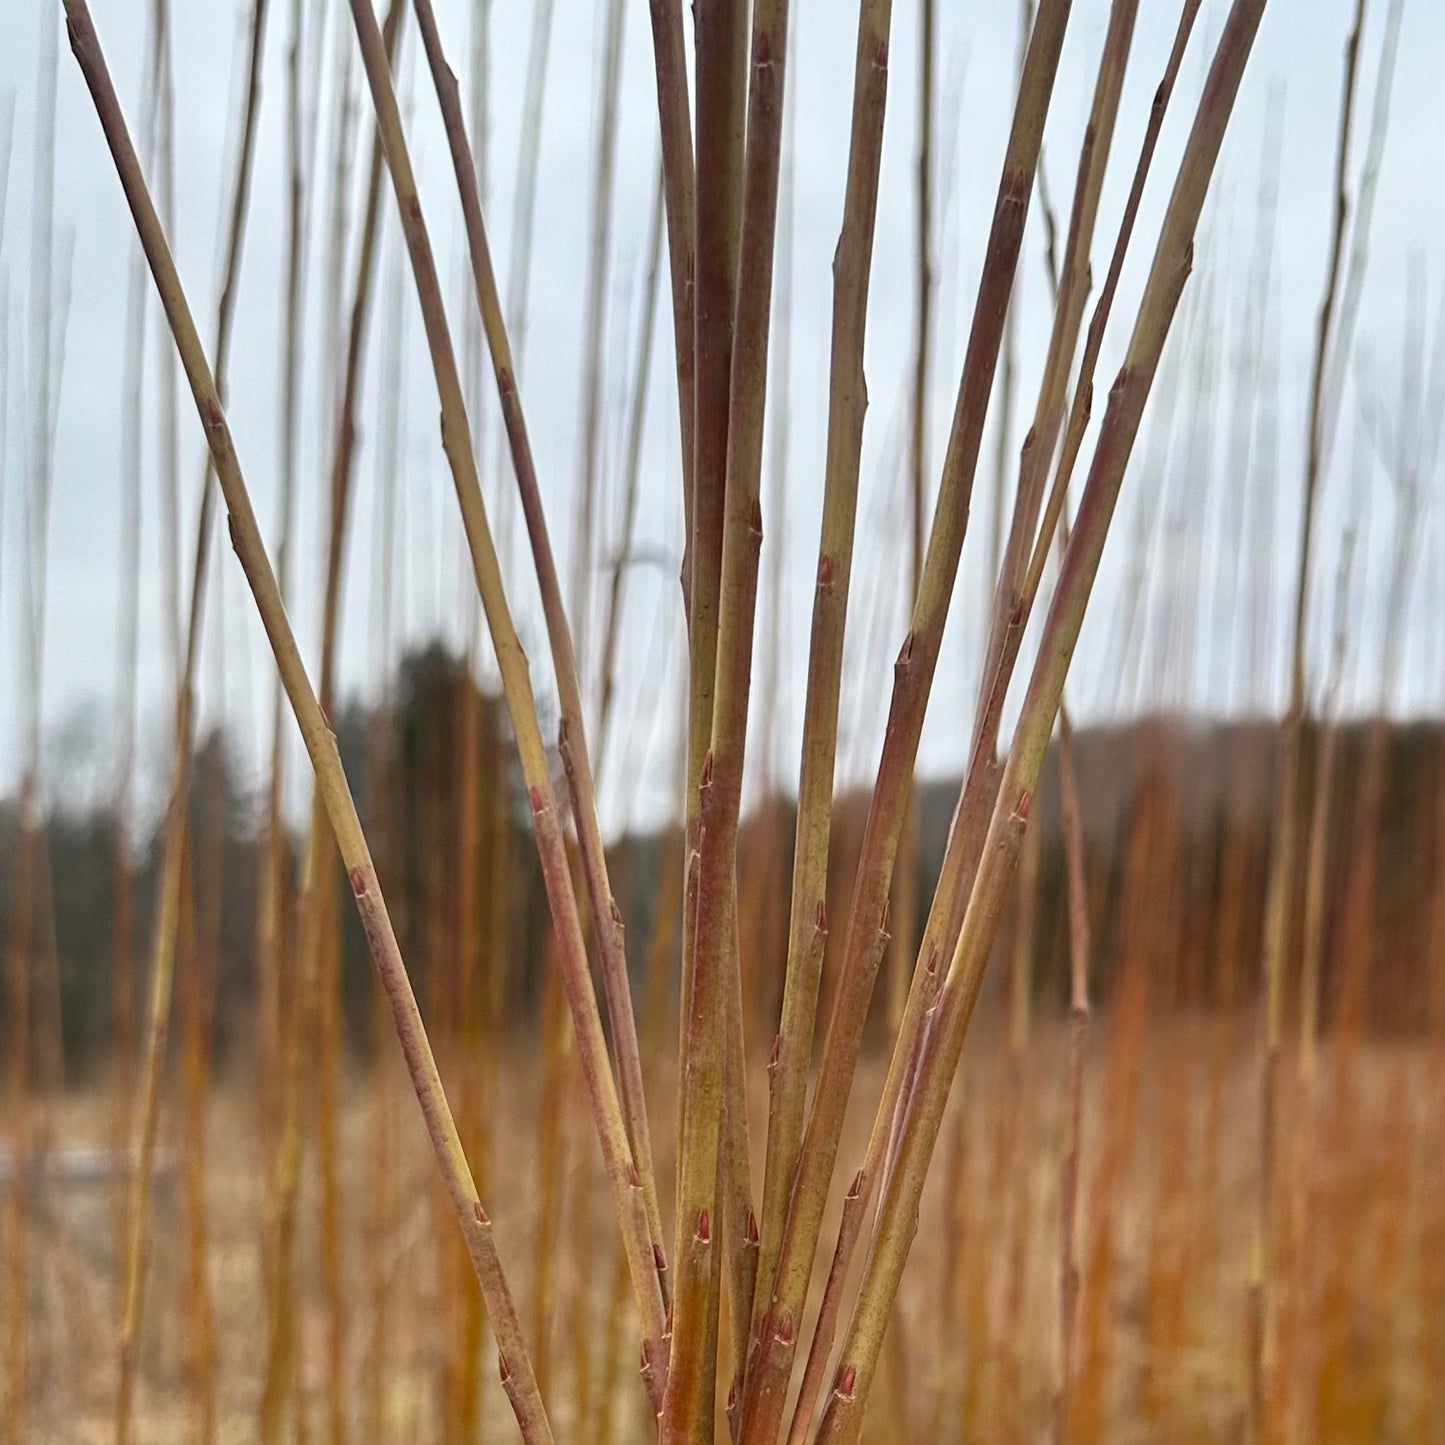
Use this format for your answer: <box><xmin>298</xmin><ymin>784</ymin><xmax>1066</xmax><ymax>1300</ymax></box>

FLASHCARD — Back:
<box><xmin>643</xmin><ymin>0</ymin><xmax>697</xmax><ymax>558</ymax></box>
<box><xmin>813</xmin><ymin>10</ymin><xmax>1266</xmax><ymax>1436</ymax></box>
<box><xmin>4</xmin><ymin>20</ymin><xmax>60</xmax><ymax>1435</ymax></box>
<box><xmin>502</xmin><ymin>0</ymin><xmax>552</xmax><ymax>376</ymax></box>
<box><xmin>750</xmin><ymin>0</ymin><xmax>895</xmax><ymax>1378</ymax></box>
<box><xmin>491</xmin><ymin>0</ymin><xmax>553</xmax><ymax>568</ymax></box>
<box><xmin>149</xmin><ymin>0</ymin><xmax>181</xmax><ymax>683</ymax></box>
<box><xmin>1053</xmin><ymin>544</ymin><xmax>1091</xmax><ymax>1445</ymax></box>
<box><xmin>63</xmin><ymin>7</ymin><xmax>553</xmax><ymax>1438</ymax></box>
<box><xmin>1211</xmin><ymin>93</ymin><xmax>1281</xmax><ymax>1059</ymax></box>
<box><xmin>454</xmin><ymin>29</ymin><xmax>492</xmax><ymax>1436</ymax></box>
<box><xmin>256</xmin><ymin>0</ymin><xmax>309</xmax><ymax>1181</ymax></box>
<box><xmin>348</xmin><ymin>0</ymin><xmax>670</xmax><ymax>1406</ymax></box>
<box><xmin>742</xmin><ymin>11</ymin><xmax>1072</xmax><ymax>1438</ymax></box>
<box><xmin>597</xmin><ymin>164</ymin><xmax>665</xmax><ymax>767</ymax></box>
<box><xmin>1256</xmin><ymin>3</ymin><xmax>1365</xmax><ymax>1433</ymax></box>
<box><xmin>361</xmin><ymin>244</ymin><xmax>403</xmax><ymax>1442</ymax></box>
<box><xmin>109</xmin><ymin>69</ymin><xmax>147</xmax><ymax>1261</ymax></box>
<box><xmin>570</xmin><ymin>0</ymin><xmax>625</xmax><ymax>664</ymax></box>
<box><xmin>178</xmin><ymin>640</ymin><xmax>222</xmax><ymax>1445</ymax></box>
<box><xmin>260</xmin><ymin>4</ymin><xmax>397</xmax><ymax>1437</ymax></box>
<box><xmin>408</xmin><ymin>0</ymin><xmax>671</xmax><ymax>1316</ymax></box>
<box><xmin>1321</xmin><ymin>0</ymin><xmax>1405</xmax><ymax>468</ymax></box>
<box><xmin>113</xmin><ymin>6</ymin><xmax>270</xmax><ymax>1440</ymax></box>
<box><xmin>1329</xmin><ymin>196</ymin><xmax>1422</xmax><ymax>1056</ymax></box>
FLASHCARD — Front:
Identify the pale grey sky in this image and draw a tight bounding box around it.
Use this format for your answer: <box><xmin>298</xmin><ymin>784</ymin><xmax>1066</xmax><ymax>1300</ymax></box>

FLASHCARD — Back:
<box><xmin>1</xmin><ymin>0</ymin><xmax>1442</xmax><ymax>834</ymax></box>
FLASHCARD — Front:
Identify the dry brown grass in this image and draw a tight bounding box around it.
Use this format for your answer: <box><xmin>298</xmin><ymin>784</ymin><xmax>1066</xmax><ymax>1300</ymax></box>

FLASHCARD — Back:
<box><xmin>16</xmin><ymin>1018</ymin><xmax>1440</xmax><ymax>1444</ymax></box>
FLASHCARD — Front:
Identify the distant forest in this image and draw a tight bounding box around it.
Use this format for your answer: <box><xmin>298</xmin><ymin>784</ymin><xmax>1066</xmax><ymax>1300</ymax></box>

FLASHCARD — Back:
<box><xmin>3</xmin><ymin>640</ymin><xmax>1442</xmax><ymax>1079</ymax></box>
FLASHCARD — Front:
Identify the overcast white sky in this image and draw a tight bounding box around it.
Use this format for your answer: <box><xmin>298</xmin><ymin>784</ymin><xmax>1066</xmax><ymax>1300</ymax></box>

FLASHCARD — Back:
<box><xmin>1</xmin><ymin>0</ymin><xmax>1442</xmax><ymax>834</ymax></box>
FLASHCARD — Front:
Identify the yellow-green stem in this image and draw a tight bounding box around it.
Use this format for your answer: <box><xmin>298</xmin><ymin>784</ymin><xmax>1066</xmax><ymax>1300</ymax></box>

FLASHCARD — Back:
<box><xmin>751</xmin><ymin>0</ymin><xmax>894</xmax><ymax>1372</ymax></box>
<box><xmin>665</xmin><ymin>0</ymin><xmax>750</xmax><ymax>1435</ymax></box>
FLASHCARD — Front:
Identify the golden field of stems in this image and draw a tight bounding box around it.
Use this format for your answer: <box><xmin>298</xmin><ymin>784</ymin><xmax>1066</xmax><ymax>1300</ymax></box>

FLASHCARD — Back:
<box><xmin>2</xmin><ymin>0</ymin><xmax>1443</xmax><ymax>1440</ymax></box>
<box><xmin>13</xmin><ymin>1017</ymin><xmax>1445</xmax><ymax>1443</ymax></box>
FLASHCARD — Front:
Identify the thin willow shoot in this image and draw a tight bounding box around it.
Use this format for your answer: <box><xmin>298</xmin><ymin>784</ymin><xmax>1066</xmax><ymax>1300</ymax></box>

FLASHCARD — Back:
<box><xmin>407</xmin><ymin>0</ymin><xmax>671</xmax><ymax>1315</ymax></box>
<box><xmin>1257</xmin><ymin>3</ymin><xmax>1367</xmax><ymax>1431</ymax></box>
<box><xmin>63</xmin><ymin>6</ymin><xmax>553</xmax><ymax>1436</ymax></box>
<box><xmin>751</xmin><ymin>0</ymin><xmax>896</xmax><ymax>1377</ymax></box>
<box><xmin>816</xmin><ymin>9</ymin><xmax>1267</xmax><ymax>1434</ymax></box>
<box><xmin>743</xmin><ymin>10</ymin><xmax>1072</xmax><ymax>1436</ymax></box>
<box><xmin>113</xmin><ymin>1</ymin><xmax>270</xmax><ymax>1435</ymax></box>
<box><xmin>346</xmin><ymin>0</ymin><xmax>670</xmax><ymax>1405</ymax></box>
<box><xmin>259</xmin><ymin>9</ymin><xmax>399</xmax><ymax>1436</ymax></box>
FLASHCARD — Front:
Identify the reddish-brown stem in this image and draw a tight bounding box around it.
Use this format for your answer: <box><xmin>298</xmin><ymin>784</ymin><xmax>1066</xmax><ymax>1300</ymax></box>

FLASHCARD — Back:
<box><xmin>665</xmin><ymin>0</ymin><xmax>751</xmax><ymax>1434</ymax></box>
<box><xmin>815</xmin><ymin>8</ymin><xmax>1265</xmax><ymax>1431</ymax></box>
<box><xmin>741</xmin><ymin>11</ymin><xmax>1072</xmax><ymax>1438</ymax></box>
<box><xmin>409</xmin><ymin>0</ymin><xmax>670</xmax><ymax>1312</ymax></box>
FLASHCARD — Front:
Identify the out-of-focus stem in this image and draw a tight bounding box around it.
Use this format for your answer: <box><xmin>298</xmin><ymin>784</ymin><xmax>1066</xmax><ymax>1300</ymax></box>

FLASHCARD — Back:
<box><xmin>1256</xmin><ymin>3</ymin><xmax>1365</xmax><ymax>1435</ymax></box>
<box><xmin>256</xmin><ymin>0</ymin><xmax>308</xmax><ymax>1181</ymax></box>
<box><xmin>569</xmin><ymin>0</ymin><xmax>625</xmax><ymax>664</ymax></box>
<box><xmin>643</xmin><ymin>0</ymin><xmax>697</xmax><ymax>554</ymax></box>
<box><xmin>112</xmin><ymin>5</ymin><xmax>270</xmax><ymax>1438</ymax></box>
<box><xmin>110</xmin><ymin>82</ymin><xmax>147</xmax><ymax>1259</ymax></box>
<box><xmin>261</xmin><ymin>7</ymin><xmax>397</xmax><ymax>1432</ymax></box>
<box><xmin>1299</xmin><ymin>535</ymin><xmax>1355</xmax><ymax>1083</ymax></box>
<box><xmin>1053</xmin><ymin>682</ymin><xmax>1090</xmax><ymax>1445</ymax></box>
<box><xmin>491</xmin><ymin>0</ymin><xmax>552</xmax><ymax>568</ymax></box>
<box><xmin>597</xmin><ymin>165</ymin><xmax>665</xmax><ymax>765</ymax></box>
<box><xmin>4</xmin><ymin>24</ymin><xmax>59</xmax><ymax>1433</ymax></box>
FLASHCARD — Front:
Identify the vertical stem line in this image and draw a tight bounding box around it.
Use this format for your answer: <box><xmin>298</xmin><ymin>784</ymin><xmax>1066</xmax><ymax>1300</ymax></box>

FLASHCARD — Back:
<box><xmin>62</xmin><ymin>7</ymin><xmax>553</xmax><ymax>1438</ymax></box>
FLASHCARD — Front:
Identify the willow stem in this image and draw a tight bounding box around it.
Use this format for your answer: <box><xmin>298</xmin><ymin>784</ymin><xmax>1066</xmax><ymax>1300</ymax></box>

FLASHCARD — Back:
<box><xmin>749</xmin><ymin>0</ymin><xmax>894</xmax><ymax>1388</ymax></box>
<box><xmin>409</xmin><ymin>0</ymin><xmax>671</xmax><ymax>1313</ymax></box>
<box><xmin>64</xmin><ymin>5</ymin><xmax>553</xmax><ymax>1437</ymax></box>
<box><xmin>814</xmin><ymin>10</ymin><xmax>1266</xmax><ymax>1434</ymax></box>
<box><xmin>742</xmin><ymin>9</ymin><xmax>1072</xmax><ymax>1437</ymax></box>
<box><xmin>347</xmin><ymin>0</ymin><xmax>669</xmax><ymax>1405</ymax></box>
<box><xmin>111</xmin><ymin>4</ymin><xmax>269</xmax><ymax>1437</ymax></box>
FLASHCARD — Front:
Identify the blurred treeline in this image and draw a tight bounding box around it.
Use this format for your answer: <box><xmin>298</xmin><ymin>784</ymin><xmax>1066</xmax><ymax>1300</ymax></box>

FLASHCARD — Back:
<box><xmin>4</xmin><ymin>637</ymin><xmax>1442</xmax><ymax>1078</ymax></box>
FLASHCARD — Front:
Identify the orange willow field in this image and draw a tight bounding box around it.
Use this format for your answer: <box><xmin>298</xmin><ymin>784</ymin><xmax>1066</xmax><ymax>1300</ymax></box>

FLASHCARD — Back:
<box><xmin>2</xmin><ymin>0</ymin><xmax>1444</xmax><ymax>1442</ymax></box>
